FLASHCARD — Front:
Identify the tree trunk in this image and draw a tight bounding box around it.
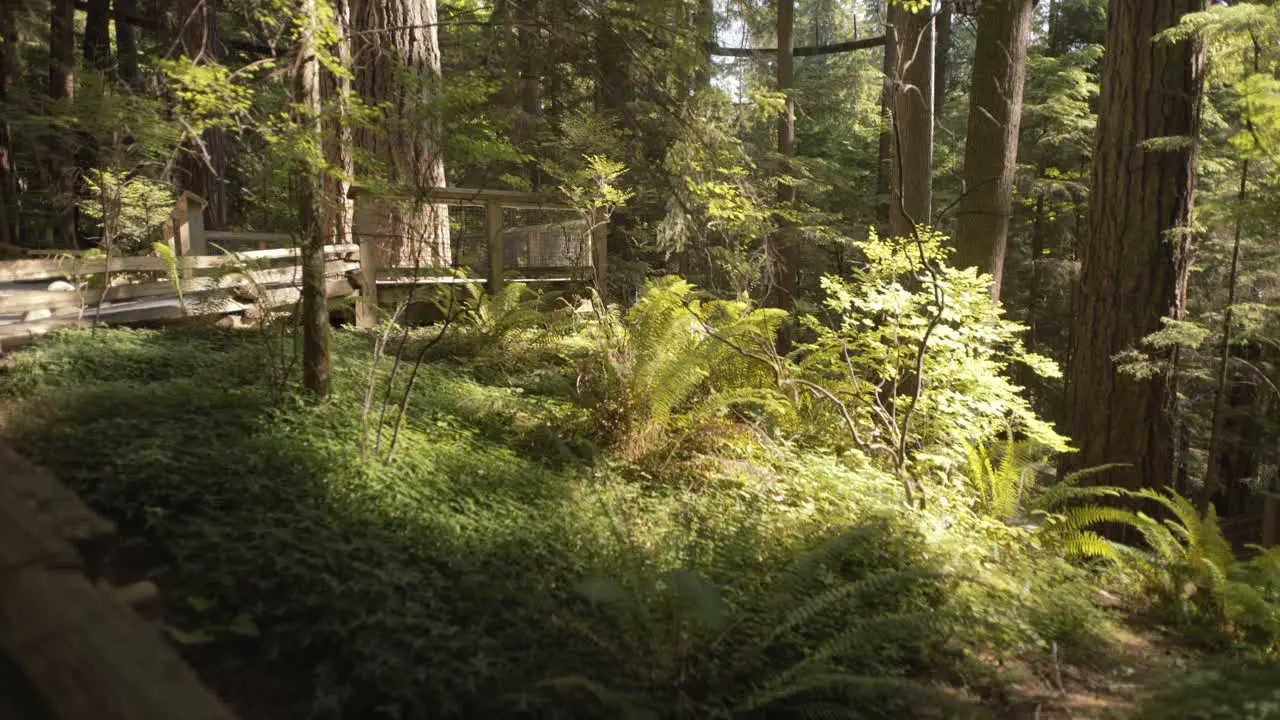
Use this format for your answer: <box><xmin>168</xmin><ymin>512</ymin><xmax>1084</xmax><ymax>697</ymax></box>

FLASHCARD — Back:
<box><xmin>0</xmin><ymin>0</ymin><xmax>19</xmax><ymax>248</ymax></box>
<box><xmin>1061</xmin><ymin>0</ymin><xmax>1208</xmax><ymax>492</ymax></box>
<box><xmin>116</xmin><ymin>0</ymin><xmax>140</xmax><ymax>83</ymax></box>
<box><xmin>83</xmin><ymin>0</ymin><xmax>112</xmax><ymax>70</ymax></box>
<box><xmin>323</xmin><ymin>0</ymin><xmax>354</xmax><ymax>247</ymax></box>
<box><xmin>176</xmin><ymin>0</ymin><xmax>228</xmax><ymax>230</ymax></box>
<box><xmin>887</xmin><ymin>1</ymin><xmax>934</xmax><ymax>237</ymax></box>
<box><xmin>48</xmin><ymin>0</ymin><xmax>77</xmax><ymax>248</ymax></box>
<box><xmin>772</xmin><ymin>0</ymin><xmax>798</xmax><ymax>311</ymax></box>
<box><xmin>954</xmin><ymin>0</ymin><xmax>1033</xmax><ymax>300</ymax></box>
<box><xmin>934</xmin><ymin>0</ymin><xmax>951</xmax><ymax>114</ymax></box>
<box><xmin>876</xmin><ymin>0</ymin><xmax>896</xmax><ymax>229</ymax></box>
<box><xmin>351</xmin><ymin>0</ymin><xmax>450</xmax><ymax>269</ymax></box>
<box><xmin>298</xmin><ymin>0</ymin><xmax>330</xmax><ymax>398</ymax></box>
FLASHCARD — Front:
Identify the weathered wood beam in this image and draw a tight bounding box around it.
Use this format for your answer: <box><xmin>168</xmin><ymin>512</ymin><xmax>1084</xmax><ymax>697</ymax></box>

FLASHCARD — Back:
<box><xmin>710</xmin><ymin>35</ymin><xmax>885</xmax><ymax>58</ymax></box>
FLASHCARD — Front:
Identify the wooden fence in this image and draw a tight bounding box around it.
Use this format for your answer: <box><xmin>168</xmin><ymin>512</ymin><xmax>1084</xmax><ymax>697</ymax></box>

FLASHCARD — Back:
<box><xmin>0</xmin><ymin>187</ymin><xmax>602</xmax><ymax>351</ymax></box>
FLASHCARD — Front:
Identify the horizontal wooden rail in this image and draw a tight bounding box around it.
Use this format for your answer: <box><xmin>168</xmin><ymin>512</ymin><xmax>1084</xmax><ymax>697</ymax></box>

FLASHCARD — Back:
<box><xmin>0</xmin><ymin>244</ymin><xmax>358</xmax><ymax>283</ymax></box>
<box><xmin>347</xmin><ymin>184</ymin><xmax>572</xmax><ymax>211</ymax></box>
<box><xmin>204</xmin><ymin>231</ymin><xmax>294</xmax><ymax>244</ymax></box>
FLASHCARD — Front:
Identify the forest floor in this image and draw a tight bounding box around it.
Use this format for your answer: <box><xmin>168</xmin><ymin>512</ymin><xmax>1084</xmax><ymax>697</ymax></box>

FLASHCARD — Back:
<box><xmin>0</xmin><ymin>325</ymin><xmax>1271</xmax><ymax>719</ymax></box>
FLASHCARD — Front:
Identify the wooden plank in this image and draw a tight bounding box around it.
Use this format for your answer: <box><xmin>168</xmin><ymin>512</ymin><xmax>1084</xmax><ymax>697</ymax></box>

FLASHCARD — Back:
<box><xmin>0</xmin><ymin>244</ymin><xmax>359</xmax><ymax>282</ymax></box>
<box><xmin>0</xmin><ymin>445</ymin><xmax>115</xmax><ymax>578</ymax></box>
<box><xmin>486</xmin><ymin>199</ymin><xmax>504</xmax><ymax>296</ymax></box>
<box><xmin>0</xmin><ymin>478</ymin><xmax>237</xmax><ymax>720</ymax></box>
<box><xmin>0</xmin><ymin>260</ymin><xmax>359</xmax><ymax>315</ymax></box>
<box><xmin>204</xmin><ymin>231</ymin><xmax>293</xmax><ymax>244</ymax></box>
<box><xmin>354</xmin><ymin>191</ymin><xmax>380</xmax><ymax>329</ymax></box>
<box><xmin>592</xmin><ymin>219</ymin><xmax>608</xmax><ymax>294</ymax></box>
<box><xmin>347</xmin><ymin>184</ymin><xmax>571</xmax><ymax>210</ymax></box>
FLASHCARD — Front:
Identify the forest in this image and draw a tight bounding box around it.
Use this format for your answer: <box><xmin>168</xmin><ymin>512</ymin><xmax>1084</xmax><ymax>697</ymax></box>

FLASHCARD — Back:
<box><xmin>1</xmin><ymin>0</ymin><xmax>1279</xmax><ymax>717</ymax></box>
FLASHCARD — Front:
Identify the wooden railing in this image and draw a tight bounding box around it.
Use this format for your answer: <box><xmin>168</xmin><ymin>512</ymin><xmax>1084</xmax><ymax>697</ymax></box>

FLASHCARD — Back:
<box><xmin>0</xmin><ymin>186</ymin><xmax>605</xmax><ymax>350</ymax></box>
<box><xmin>348</xmin><ymin>185</ymin><xmax>605</xmax><ymax>328</ymax></box>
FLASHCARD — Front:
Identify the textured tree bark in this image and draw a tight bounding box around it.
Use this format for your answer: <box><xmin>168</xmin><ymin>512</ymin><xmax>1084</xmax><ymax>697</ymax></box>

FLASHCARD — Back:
<box><xmin>954</xmin><ymin>0</ymin><xmax>1033</xmax><ymax>300</ymax></box>
<box><xmin>934</xmin><ymin>0</ymin><xmax>951</xmax><ymax>114</ymax></box>
<box><xmin>0</xmin><ymin>1</ymin><xmax>18</xmax><ymax>247</ymax></box>
<box><xmin>83</xmin><ymin>0</ymin><xmax>112</xmax><ymax>70</ymax></box>
<box><xmin>298</xmin><ymin>0</ymin><xmax>330</xmax><ymax>398</ymax></box>
<box><xmin>772</xmin><ymin>0</ymin><xmax>798</xmax><ymax>312</ymax></box>
<box><xmin>351</xmin><ymin>0</ymin><xmax>450</xmax><ymax>269</ymax></box>
<box><xmin>176</xmin><ymin>0</ymin><xmax>228</xmax><ymax>230</ymax></box>
<box><xmin>1061</xmin><ymin>0</ymin><xmax>1208</xmax><ymax>492</ymax></box>
<box><xmin>887</xmin><ymin>1</ymin><xmax>934</xmax><ymax>238</ymax></box>
<box><xmin>876</xmin><ymin>1</ymin><xmax>897</xmax><ymax>229</ymax></box>
<box><xmin>116</xmin><ymin>0</ymin><xmax>140</xmax><ymax>83</ymax></box>
<box><xmin>48</xmin><ymin>0</ymin><xmax>77</xmax><ymax>248</ymax></box>
<box><xmin>323</xmin><ymin>0</ymin><xmax>354</xmax><ymax>247</ymax></box>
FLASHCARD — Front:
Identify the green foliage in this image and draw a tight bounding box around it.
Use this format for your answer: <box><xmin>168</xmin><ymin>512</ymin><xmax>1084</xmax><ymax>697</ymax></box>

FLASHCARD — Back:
<box><xmin>962</xmin><ymin>440</ymin><xmax>1053</xmax><ymax>522</ymax></box>
<box><xmin>556</xmin><ymin>521</ymin><xmax>980</xmax><ymax>719</ymax></box>
<box><xmin>1041</xmin><ymin>486</ymin><xmax>1280</xmax><ymax>650</ymax></box>
<box><xmin>1135</xmin><ymin>657</ymin><xmax>1280</xmax><ymax>720</ymax></box>
<box><xmin>796</xmin><ymin>230</ymin><xmax>1068</xmax><ymax>471</ymax></box>
<box><xmin>580</xmin><ymin>276</ymin><xmax>786</xmax><ymax>457</ymax></box>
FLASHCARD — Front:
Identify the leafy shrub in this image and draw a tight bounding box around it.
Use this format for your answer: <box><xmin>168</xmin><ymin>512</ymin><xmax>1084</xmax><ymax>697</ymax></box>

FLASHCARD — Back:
<box><xmin>1134</xmin><ymin>657</ymin><xmax>1280</xmax><ymax>720</ymax></box>
<box><xmin>795</xmin><ymin>230</ymin><xmax>1068</xmax><ymax>472</ymax></box>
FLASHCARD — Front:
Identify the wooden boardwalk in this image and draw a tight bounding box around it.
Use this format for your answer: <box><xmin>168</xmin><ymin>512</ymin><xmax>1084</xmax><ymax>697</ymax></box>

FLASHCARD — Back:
<box><xmin>0</xmin><ymin>187</ymin><xmax>603</xmax><ymax>352</ymax></box>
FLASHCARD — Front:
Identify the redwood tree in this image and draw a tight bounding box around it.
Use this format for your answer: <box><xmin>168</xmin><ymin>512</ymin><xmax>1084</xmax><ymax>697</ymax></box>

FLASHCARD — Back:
<box><xmin>954</xmin><ymin>0</ymin><xmax>1034</xmax><ymax>299</ymax></box>
<box><xmin>351</xmin><ymin>0</ymin><xmax>450</xmax><ymax>268</ymax></box>
<box><xmin>1061</xmin><ymin>0</ymin><xmax>1209</xmax><ymax>490</ymax></box>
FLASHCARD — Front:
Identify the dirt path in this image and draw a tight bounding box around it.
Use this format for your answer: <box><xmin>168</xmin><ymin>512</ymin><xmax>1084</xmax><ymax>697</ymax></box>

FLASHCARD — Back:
<box><xmin>1001</xmin><ymin>621</ymin><xmax>1198</xmax><ymax>719</ymax></box>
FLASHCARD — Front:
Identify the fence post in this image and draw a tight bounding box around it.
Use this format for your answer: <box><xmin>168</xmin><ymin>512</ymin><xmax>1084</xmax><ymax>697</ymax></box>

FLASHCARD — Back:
<box><xmin>173</xmin><ymin>192</ymin><xmax>208</xmax><ymax>279</ymax></box>
<box><xmin>1264</xmin><ymin>493</ymin><xmax>1280</xmax><ymax>548</ymax></box>
<box><xmin>591</xmin><ymin>213</ymin><xmax>608</xmax><ymax>296</ymax></box>
<box><xmin>486</xmin><ymin>199</ymin><xmax>504</xmax><ymax>296</ymax></box>
<box><xmin>353</xmin><ymin>188</ymin><xmax>381</xmax><ymax>328</ymax></box>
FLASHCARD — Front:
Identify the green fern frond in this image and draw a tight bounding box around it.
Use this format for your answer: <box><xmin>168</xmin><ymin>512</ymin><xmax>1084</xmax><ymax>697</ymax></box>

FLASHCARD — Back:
<box><xmin>768</xmin><ymin>570</ymin><xmax>937</xmax><ymax>645</ymax></box>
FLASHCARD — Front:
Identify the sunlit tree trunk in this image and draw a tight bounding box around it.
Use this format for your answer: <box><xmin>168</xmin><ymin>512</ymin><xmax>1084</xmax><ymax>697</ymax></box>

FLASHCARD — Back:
<box><xmin>934</xmin><ymin>0</ymin><xmax>951</xmax><ymax>114</ymax></box>
<box><xmin>954</xmin><ymin>0</ymin><xmax>1033</xmax><ymax>299</ymax></box>
<box><xmin>1061</xmin><ymin>0</ymin><xmax>1209</xmax><ymax>492</ymax></box>
<box><xmin>772</xmin><ymin>0</ymin><xmax>798</xmax><ymax>311</ymax></box>
<box><xmin>351</xmin><ymin>0</ymin><xmax>450</xmax><ymax>268</ymax></box>
<box><xmin>298</xmin><ymin>0</ymin><xmax>330</xmax><ymax>398</ymax></box>
<box><xmin>886</xmin><ymin>0</ymin><xmax>934</xmax><ymax>237</ymax></box>
<box><xmin>323</xmin><ymin>0</ymin><xmax>354</xmax><ymax>246</ymax></box>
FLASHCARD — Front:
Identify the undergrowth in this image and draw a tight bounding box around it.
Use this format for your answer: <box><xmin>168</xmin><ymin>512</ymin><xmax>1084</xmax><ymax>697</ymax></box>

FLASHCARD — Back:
<box><xmin>1</xmin><ymin>290</ymin><xmax>1270</xmax><ymax>718</ymax></box>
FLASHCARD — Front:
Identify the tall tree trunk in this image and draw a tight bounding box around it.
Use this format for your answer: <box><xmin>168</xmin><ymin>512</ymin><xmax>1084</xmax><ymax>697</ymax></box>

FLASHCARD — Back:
<box><xmin>517</xmin><ymin>0</ymin><xmax>541</xmax><ymax>188</ymax></box>
<box><xmin>954</xmin><ymin>0</ymin><xmax>1033</xmax><ymax>299</ymax></box>
<box><xmin>351</xmin><ymin>0</ymin><xmax>450</xmax><ymax>269</ymax></box>
<box><xmin>323</xmin><ymin>0</ymin><xmax>354</xmax><ymax>247</ymax></box>
<box><xmin>176</xmin><ymin>0</ymin><xmax>228</xmax><ymax>230</ymax></box>
<box><xmin>49</xmin><ymin>0</ymin><xmax>77</xmax><ymax>248</ymax></box>
<box><xmin>1061</xmin><ymin>0</ymin><xmax>1208</xmax><ymax>491</ymax></box>
<box><xmin>876</xmin><ymin>0</ymin><xmax>896</xmax><ymax>228</ymax></box>
<box><xmin>116</xmin><ymin>0</ymin><xmax>140</xmax><ymax>83</ymax></box>
<box><xmin>694</xmin><ymin>0</ymin><xmax>715</xmax><ymax>88</ymax></box>
<box><xmin>298</xmin><ymin>0</ymin><xmax>330</xmax><ymax>398</ymax></box>
<box><xmin>887</xmin><ymin>0</ymin><xmax>934</xmax><ymax>237</ymax></box>
<box><xmin>83</xmin><ymin>0</ymin><xmax>112</xmax><ymax>70</ymax></box>
<box><xmin>1202</xmin><ymin>162</ymin><xmax>1248</xmax><ymax>508</ymax></box>
<box><xmin>934</xmin><ymin>0</ymin><xmax>951</xmax><ymax>115</ymax></box>
<box><xmin>0</xmin><ymin>0</ymin><xmax>19</xmax><ymax>248</ymax></box>
<box><xmin>772</xmin><ymin>0</ymin><xmax>798</xmax><ymax>311</ymax></box>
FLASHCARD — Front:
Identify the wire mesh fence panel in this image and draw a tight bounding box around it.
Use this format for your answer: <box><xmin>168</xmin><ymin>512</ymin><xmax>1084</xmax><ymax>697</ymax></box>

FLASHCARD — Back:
<box><xmin>500</xmin><ymin>208</ymin><xmax>590</xmax><ymax>270</ymax></box>
<box><xmin>448</xmin><ymin>204</ymin><xmax>488</xmax><ymax>273</ymax></box>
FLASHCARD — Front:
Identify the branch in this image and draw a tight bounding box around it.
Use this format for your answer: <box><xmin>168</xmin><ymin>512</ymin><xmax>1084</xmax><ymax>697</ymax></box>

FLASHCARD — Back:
<box><xmin>710</xmin><ymin>35</ymin><xmax>885</xmax><ymax>58</ymax></box>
